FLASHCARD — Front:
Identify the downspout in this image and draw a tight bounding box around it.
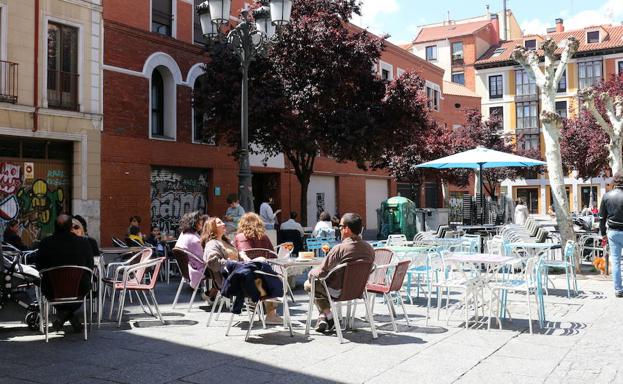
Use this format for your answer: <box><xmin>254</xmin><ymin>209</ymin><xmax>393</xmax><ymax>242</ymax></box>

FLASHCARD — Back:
<box><xmin>32</xmin><ymin>0</ymin><xmax>39</xmax><ymax>132</ymax></box>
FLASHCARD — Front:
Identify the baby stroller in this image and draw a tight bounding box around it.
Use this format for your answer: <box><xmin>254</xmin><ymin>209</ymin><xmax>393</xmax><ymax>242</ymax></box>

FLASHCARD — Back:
<box><xmin>1</xmin><ymin>245</ymin><xmax>41</xmax><ymax>330</ymax></box>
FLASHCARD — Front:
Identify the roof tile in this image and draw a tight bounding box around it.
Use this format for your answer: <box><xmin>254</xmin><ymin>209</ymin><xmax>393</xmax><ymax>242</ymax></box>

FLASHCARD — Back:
<box><xmin>415</xmin><ymin>20</ymin><xmax>492</xmax><ymax>44</ymax></box>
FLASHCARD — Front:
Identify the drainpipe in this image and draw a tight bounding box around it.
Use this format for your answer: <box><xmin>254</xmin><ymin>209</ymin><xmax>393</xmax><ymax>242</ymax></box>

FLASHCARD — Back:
<box><xmin>32</xmin><ymin>0</ymin><xmax>39</xmax><ymax>132</ymax></box>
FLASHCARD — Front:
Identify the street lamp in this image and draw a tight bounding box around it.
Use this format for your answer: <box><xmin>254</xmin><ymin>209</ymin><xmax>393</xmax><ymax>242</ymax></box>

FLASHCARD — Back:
<box><xmin>197</xmin><ymin>0</ymin><xmax>292</xmax><ymax>213</ymax></box>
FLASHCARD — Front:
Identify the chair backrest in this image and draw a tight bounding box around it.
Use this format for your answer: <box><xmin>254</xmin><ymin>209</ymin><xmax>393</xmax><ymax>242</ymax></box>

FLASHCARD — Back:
<box><xmin>386</xmin><ymin>234</ymin><xmax>407</xmax><ymax>247</ymax></box>
<box><xmin>129</xmin><ymin>248</ymin><xmax>154</xmax><ymax>282</ymax></box>
<box><xmin>40</xmin><ymin>265</ymin><xmax>93</xmax><ymax>301</ymax></box>
<box><xmin>486</xmin><ymin>238</ymin><xmax>503</xmax><ymax>255</ymax></box>
<box><xmin>388</xmin><ymin>260</ymin><xmax>411</xmax><ymax>292</ymax></box>
<box><xmin>243</xmin><ymin>248</ymin><xmax>278</xmax><ymax>260</ymax></box>
<box><xmin>112</xmin><ymin>237</ymin><xmax>128</xmax><ymax>248</ymax></box>
<box><xmin>306</xmin><ymin>238</ymin><xmax>321</xmax><ymax>251</ymax></box>
<box><xmin>564</xmin><ymin>240</ymin><xmax>576</xmax><ymax>267</ymax></box>
<box><xmin>124</xmin><ymin>257</ymin><xmax>165</xmax><ymax>289</ymax></box>
<box><xmin>171</xmin><ymin>248</ymin><xmax>191</xmax><ymax>280</ymax></box>
<box><xmin>368</xmin><ymin>248</ymin><xmax>394</xmax><ymax>284</ymax></box>
<box><xmin>125</xmin><ymin>237</ymin><xmax>144</xmax><ymax>247</ymax></box>
<box><xmin>335</xmin><ymin>259</ymin><xmax>374</xmax><ymax>301</ymax></box>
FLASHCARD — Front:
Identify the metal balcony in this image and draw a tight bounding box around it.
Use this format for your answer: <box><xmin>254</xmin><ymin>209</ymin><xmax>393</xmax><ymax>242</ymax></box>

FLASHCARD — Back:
<box><xmin>0</xmin><ymin>60</ymin><xmax>18</xmax><ymax>104</ymax></box>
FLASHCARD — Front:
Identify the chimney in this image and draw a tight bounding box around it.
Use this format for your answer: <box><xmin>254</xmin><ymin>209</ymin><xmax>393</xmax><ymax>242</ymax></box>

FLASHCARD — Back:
<box><xmin>555</xmin><ymin>18</ymin><xmax>564</xmax><ymax>32</ymax></box>
<box><xmin>490</xmin><ymin>14</ymin><xmax>500</xmax><ymax>43</ymax></box>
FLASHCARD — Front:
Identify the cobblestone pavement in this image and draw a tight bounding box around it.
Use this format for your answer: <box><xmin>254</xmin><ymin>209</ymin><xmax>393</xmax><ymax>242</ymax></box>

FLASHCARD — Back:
<box><xmin>0</xmin><ymin>271</ymin><xmax>618</xmax><ymax>384</ymax></box>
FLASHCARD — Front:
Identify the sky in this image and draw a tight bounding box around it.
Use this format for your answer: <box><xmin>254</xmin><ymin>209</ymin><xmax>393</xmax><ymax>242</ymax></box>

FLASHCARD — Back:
<box><xmin>351</xmin><ymin>0</ymin><xmax>623</xmax><ymax>45</ymax></box>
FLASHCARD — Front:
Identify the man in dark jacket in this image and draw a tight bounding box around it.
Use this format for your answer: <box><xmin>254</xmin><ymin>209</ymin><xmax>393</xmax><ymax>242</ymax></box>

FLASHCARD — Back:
<box><xmin>36</xmin><ymin>214</ymin><xmax>94</xmax><ymax>331</ymax></box>
<box><xmin>600</xmin><ymin>172</ymin><xmax>623</xmax><ymax>297</ymax></box>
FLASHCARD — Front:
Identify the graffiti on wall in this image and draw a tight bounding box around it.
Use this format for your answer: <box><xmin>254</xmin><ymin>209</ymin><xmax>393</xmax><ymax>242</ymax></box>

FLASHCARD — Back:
<box><xmin>151</xmin><ymin>168</ymin><xmax>209</xmax><ymax>234</ymax></box>
<box><xmin>16</xmin><ymin>179</ymin><xmax>65</xmax><ymax>243</ymax></box>
<box><xmin>0</xmin><ymin>162</ymin><xmax>21</xmax><ymax>195</ymax></box>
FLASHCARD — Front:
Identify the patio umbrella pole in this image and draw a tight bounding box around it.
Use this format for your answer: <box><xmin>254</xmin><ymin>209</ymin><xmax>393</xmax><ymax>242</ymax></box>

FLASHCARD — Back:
<box><xmin>479</xmin><ymin>162</ymin><xmax>484</xmax><ymax>225</ymax></box>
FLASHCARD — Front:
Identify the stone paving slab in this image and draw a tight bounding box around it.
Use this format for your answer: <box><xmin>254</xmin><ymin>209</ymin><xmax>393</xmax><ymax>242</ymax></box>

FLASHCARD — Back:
<box><xmin>0</xmin><ymin>273</ymin><xmax>621</xmax><ymax>383</ymax></box>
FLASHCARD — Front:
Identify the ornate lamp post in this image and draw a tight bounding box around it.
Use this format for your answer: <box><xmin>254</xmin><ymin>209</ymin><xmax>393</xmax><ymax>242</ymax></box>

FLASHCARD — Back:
<box><xmin>197</xmin><ymin>0</ymin><xmax>292</xmax><ymax>212</ymax></box>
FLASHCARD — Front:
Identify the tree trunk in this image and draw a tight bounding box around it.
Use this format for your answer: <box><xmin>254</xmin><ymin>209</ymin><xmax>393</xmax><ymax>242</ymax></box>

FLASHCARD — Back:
<box><xmin>440</xmin><ymin>178</ymin><xmax>450</xmax><ymax>208</ymax></box>
<box><xmin>299</xmin><ymin>173</ymin><xmax>311</xmax><ymax>226</ymax></box>
<box><xmin>608</xmin><ymin>131</ymin><xmax>623</xmax><ymax>175</ymax></box>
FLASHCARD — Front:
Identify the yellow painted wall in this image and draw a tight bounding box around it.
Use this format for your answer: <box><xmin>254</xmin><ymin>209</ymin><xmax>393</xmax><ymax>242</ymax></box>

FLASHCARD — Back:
<box><xmin>567</xmin><ymin>63</ymin><xmax>577</xmax><ymax>93</ymax></box>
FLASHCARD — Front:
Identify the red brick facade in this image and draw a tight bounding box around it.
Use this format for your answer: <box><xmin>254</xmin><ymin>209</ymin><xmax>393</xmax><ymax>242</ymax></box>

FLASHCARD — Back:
<box><xmin>101</xmin><ymin>1</ymin><xmax>478</xmax><ymax>244</ymax></box>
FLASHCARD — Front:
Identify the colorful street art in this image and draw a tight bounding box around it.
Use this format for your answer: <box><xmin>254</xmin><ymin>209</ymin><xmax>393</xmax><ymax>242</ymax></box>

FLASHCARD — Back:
<box><xmin>0</xmin><ymin>162</ymin><xmax>21</xmax><ymax>195</ymax></box>
<box><xmin>151</xmin><ymin>167</ymin><xmax>209</xmax><ymax>235</ymax></box>
<box><xmin>17</xmin><ymin>179</ymin><xmax>65</xmax><ymax>242</ymax></box>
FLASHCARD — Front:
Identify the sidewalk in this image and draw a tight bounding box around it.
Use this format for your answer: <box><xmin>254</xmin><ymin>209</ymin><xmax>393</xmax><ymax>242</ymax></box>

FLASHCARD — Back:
<box><xmin>0</xmin><ymin>273</ymin><xmax>618</xmax><ymax>384</ymax></box>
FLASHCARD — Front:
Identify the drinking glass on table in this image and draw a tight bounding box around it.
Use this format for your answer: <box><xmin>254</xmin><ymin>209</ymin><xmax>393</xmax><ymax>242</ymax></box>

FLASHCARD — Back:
<box><xmin>322</xmin><ymin>243</ymin><xmax>330</xmax><ymax>256</ymax></box>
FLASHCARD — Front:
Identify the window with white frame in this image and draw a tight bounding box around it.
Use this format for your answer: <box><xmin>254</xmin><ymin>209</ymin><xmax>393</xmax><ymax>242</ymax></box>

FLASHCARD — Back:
<box><xmin>489</xmin><ymin>106</ymin><xmax>504</xmax><ymax>130</ymax></box>
<box><xmin>425</xmin><ymin>45</ymin><xmax>437</xmax><ymax>61</ymax></box>
<box><xmin>619</xmin><ymin>61</ymin><xmax>623</xmax><ymax>75</ymax></box>
<box><xmin>586</xmin><ymin>30</ymin><xmax>600</xmax><ymax>44</ymax></box>
<box><xmin>150</xmin><ymin>66</ymin><xmax>176</xmax><ymax>139</ymax></box>
<box><xmin>379</xmin><ymin>61</ymin><xmax>393</xmax><ymax>81</ymax></box>
<box><xmin>578</xmin><ymin>60</ymin><xmax>602</xmax><ymax>89</ymax></box>
<box><xmin>47</xmin><ymin>22</ymin><xmax>79</xmax><ymax>111</ymax></box>
<box><xmin>451</xmin><ymin>72</ymin><xmax>465</xmax><ymax>85</ymax></box>
<box><xmin>451</xmin><ymin>42</ymin><xmax>463</xmax><ymax>65</ymax></box>
<box><xmin>489</xmin><ymin>75</ymin><xmax>503</xmax><ymax>99</ymax></box>
<box><xmin>152</xmin><ymin>0</ymin><xmax>173</xmax><ymax>36</ymax></box>
<box><xmin>426</xmin><ymin>84</ymin><xmax>440</xmax><ymax>111</ymax></box>
<box><xmin>555</xmin><ymin>100</ymin><xmax>567</xmax><ymax>119</ymax></box>
<box><xmin>515</xmin><ymin>69</ymin><xmax>537</xmax><ymax>96</ymax></box>
<box><xmin>557</xmin><ymin>69</ymin><xmax>567</xmax><ymax>92</ymax></box>
<box><xmin>516</xmin><ymin>101</ymin><xmax>539</xmax><ymax>150</ymax></box>
<box><xmin>524</xmin><ymin>39</ymin><xmax>536</xmax><ymax>50</ymax></box>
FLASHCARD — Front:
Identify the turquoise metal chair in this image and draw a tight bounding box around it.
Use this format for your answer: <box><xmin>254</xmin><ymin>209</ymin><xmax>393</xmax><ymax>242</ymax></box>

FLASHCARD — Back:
<box><xmin>542</xmin><ymin>240</ymin><xmax>577</xmax><ymax>298</ymax></box>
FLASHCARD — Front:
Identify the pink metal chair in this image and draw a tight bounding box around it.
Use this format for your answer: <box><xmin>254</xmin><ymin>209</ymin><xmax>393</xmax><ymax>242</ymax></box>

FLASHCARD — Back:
<box><xmin>366</xmin><ymin>259</ymin><xmax>411</xmax><ymax>332</ymax></box>
<box><xmin>171</xmin><ymin>248</ymin><xmax>208</xmax><ymax>312</ymax></box>
<box><xmin>368</xmin><ymin>248</ymin><xmax>394</xmax><ymax>286</ymax></box>
<box><xmin>111</xmin><ymin>257</ymin><xmax>166</xmax><ymax>326</ymax></box>
<box><xmin>39</xmin><ymin>265</ymin><xmax>94</xmax><ymax>342</ymax></box>
<box><xmin>305</xmin><ymin>259</ymin><xmax>376</xmax><ymax>343</ymax></box>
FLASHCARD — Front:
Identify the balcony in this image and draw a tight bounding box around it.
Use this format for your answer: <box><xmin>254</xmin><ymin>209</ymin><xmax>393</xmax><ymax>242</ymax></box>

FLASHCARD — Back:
<box><xmin>47</xmin><ymin>69</ymin><xmax>79</xmax><ymax>111</ymax></box>
<box><xmin>0</xmin><ymin>60</ymin><xmax>18</xmax><ymax>104</ymax></box>
<box><xmin>451</xmin><ymin>57</ymin><xmax>464</xmax><ymax>66</ymax></box>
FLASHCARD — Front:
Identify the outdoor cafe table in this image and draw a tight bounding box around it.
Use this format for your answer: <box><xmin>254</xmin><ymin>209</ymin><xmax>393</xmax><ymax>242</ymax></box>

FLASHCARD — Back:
<box><xmin>444</xmin><ymin>253</ymin><xmax>520</xmax><ymax>327</ymax></box>
<box><xmin>504</xmin><ymin>242</ymin><xmax>561</xmax><ymax>259</ymax></box>
<box><xmin>267</xmin><ymin>257</ymin><xmax>323</xmax><ymax>328</ymax></box>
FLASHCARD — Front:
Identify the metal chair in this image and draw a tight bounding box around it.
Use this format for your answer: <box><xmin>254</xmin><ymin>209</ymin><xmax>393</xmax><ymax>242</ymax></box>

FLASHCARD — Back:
<box><xmin>171</xmin><ymin>248</ymin><xmax>208</xmax><ymax>312</ymax></box>
<box><xmin>112</xmin><ymin>237</ymin><xmax>128</xmax><ymax>248</ymax></box>
<box><xmin>242</xmin><ymin>248</ymin><xmax>279</xmax><ymax>260</ymax></box>
<box><xmin>39</xmin><ymin>265</ymin><xmax>94</xmax><ymax>342</ymax></box>
<box><xmin>366</xmin><ymin>259</ymin><xmax>411</xmax><ymax>332</ymax></box>
<box><xmin>305</xmin><ymin>259</ymin><xmax>377</xmax><ymax>343</ymax></box>
<box><xmin>542</xmin><ymin>240</ymin><xmax>578</xmax><ymax>298</ymax></box>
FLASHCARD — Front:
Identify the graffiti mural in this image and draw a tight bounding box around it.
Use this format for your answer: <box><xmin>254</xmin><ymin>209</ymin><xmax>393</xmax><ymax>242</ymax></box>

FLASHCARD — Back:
<box><xmin>151</xmin><ymin>167</ymin><xmax>209</xmax><ymax>235</ymax></box>
<box><xmin>0</xmin><ymin>162</ymin><xmax>21</xmax><ymax>195</ymax></box>
<box><xmin>17</xmin><ymin>179</ymin><xmax>65</xmax><ymax>243</ymax></box>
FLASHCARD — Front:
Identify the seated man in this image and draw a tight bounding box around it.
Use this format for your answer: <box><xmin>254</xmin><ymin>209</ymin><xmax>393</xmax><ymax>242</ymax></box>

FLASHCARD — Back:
<box><xmin>279</xmin><ymin>211</ymin><xmax>305</xmax><ymax>237</ymax></box>
<box><xmin>304</xmin><ymin>213</ymin><xmax>374</xmax><ymax>333</ymax></box>
<box><xmin>36</xmin><ymin>214</ymin><xmax>94</xmax><ymax>332</ymax></box>
<box><xmin>3</xmin><ymin>219</ymin><xmax>28</xmax><ymax>251</ymax></box>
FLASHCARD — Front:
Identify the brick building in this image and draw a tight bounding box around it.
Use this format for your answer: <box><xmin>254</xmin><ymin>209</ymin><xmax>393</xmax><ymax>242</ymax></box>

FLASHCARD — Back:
<box><xmin>100</xmin><ymin>1</ymin><xmax>479</xmax><ymax>244</ymax></box>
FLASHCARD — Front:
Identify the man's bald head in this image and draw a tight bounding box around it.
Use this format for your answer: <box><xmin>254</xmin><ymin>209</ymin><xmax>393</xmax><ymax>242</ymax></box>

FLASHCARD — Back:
<box><xmin>55</xmin><ymin>214</ymin><xmax>73</xmax><ymax>234</ymax></box>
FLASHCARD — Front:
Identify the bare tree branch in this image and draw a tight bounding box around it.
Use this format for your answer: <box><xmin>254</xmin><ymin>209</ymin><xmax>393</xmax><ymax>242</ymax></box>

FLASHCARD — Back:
<box><xmin>511</xmin><ymin>45</ymin><xmax>545</xmax><ymax>87</ymax></box>
<box><xmin>580</xmin><ymin>88</ymin><xmax>615</xmax><ymax>136</ymax></box>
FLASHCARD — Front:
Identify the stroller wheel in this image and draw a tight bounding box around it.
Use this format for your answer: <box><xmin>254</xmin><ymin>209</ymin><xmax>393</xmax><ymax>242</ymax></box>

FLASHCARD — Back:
<box><xmin>25</xmin><ymin>312</ymin><xmax>40</xmax><ymax>331</ymax></box>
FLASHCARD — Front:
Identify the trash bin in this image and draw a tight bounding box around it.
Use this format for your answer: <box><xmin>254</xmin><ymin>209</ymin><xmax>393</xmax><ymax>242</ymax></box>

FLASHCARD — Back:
<box><xmin>378</xmin><ymin>196</ymin><xmax>417</xmax><ymax>240</ymax></box>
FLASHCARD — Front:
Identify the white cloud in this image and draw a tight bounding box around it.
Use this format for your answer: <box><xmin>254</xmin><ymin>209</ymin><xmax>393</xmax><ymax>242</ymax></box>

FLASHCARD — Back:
<box><xmin>351</xmin><ymin>0</ymin><xmax>400</xmax><ymax>36</ymax></box>
<box><xmin>521</xmin><ymin>0</ymin><xmax>623</xmax><ymax>35</ymax></box>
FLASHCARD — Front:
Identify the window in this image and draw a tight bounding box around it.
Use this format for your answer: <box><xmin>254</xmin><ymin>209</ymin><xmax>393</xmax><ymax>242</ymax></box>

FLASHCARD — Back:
<box><xmin>425</xmin><ymin>45</ymin><xmax>437</xmax><ymax>61</ymax></box>
<box><xmin>451</xmin><ymin>72</ymin><xmax>465</xmax><ymax>85</ymax></box>
<box><xmin>517</xmin><ymin>188</ymin><xmax>539</xmax><ymax>214</ymax></box>
<box><xmin>381</xmin><ymin>69</ymin><xmax>390</xmax><ymax>81</ymax></box>
<box><xmin>516</xmin><ymin>101</ymin><xmax>539</xmax><ymax>150</ymax></box>
<box><xmin>587</xmin><ymin>31</ymin><xmax>600</xmax><ymax>43</ymax></box>
<box><xmin>515</xmin><ymin>70</ymin><xmax>537</xmax><ymax>96</ymax></box>
<box><xmin>426</xmin><ymin>86</ymin><xmax>440</xmax><ymax>111</ymax></box>
<box><xmin>489</xmin><ymin>106</ymin><xmax>504</xmax><ymax>130</ymax></box>
<box><xmin>151</xmin><ymin>70</ymin><xmax>165</xmax><ymax>137</ymax></box>
<box><xmin>618</xmin><ymin>60</ymin><xmax>623</xmax><ymax>75</ymax></box>
<box><xmin>451</xmin><ymin>42</ymin><xmax>463</xmax><ymax>65</ymax></box>
<box><xmin>193</xmin><ymin>0</ymin><xmax>206</xmax><ymax>44</ymax></box>
<box><xmin>578</xmin><ymin>60</ymin><xmax>603</xmax><ymax>89</ymax></box>
<box><xmin>580</xmin><ymin>186</ymin><xmax>599</xmax><ymax>209</ymax></box>
<box><xmin>555</xmin><ymin>101</ymin><xmax>567</xmax><ymax>119</ymax></box>
<box><xmin>47</xmin><ymin>22</ymin><xmax>79</xmax><ymax>111</ymax></box>
<box><xmin>152</xmin><ymin>0</ymin><xmax>172</xmax><ymax>36</ymax></box>
<box><xmin>489</xmin><ymin>75</ymin><xmax>503</xmax><ymax>99</ymax></box>
<box><xmin>557</xmin><ymin>70</ymin><xmax>567</xmax><ymax>92</ymax></box>
<box><xmin>492</xmin><ymin>47</ymin><xmax>505</xmax><ymax>57</ymax></box>
<box><xmin>524</xmin><ymin>39</ymin><xmax>537</xmax><ymax>50</ymax></box>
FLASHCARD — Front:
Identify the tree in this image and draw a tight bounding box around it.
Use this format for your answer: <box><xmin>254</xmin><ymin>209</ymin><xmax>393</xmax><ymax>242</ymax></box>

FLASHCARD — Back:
<box><xmin>511</xmin><ymin>37</ymin><xmax>579</xmax><ymax>248</ymax></box>
<box><xmin>579</xmin><ymin>74</ymin><xmax>623</xmax><ymax>175</ymax></box>
<box><xmin>196</xmin><ymin>0</ymin><xmax>431</xmax><ymax>223</ymax></box>
<box><xmin>560</xmin><ymin>110</ymin><xmax>610</xmax><ymax>181</ymax></box>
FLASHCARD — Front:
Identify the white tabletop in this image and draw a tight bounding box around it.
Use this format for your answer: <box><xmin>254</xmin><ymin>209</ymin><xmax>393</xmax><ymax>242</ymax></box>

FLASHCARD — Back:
<box><xmin>445</xmin><ymin>253</ymin><xmax>518</xmax><ymax>265</ymax></box>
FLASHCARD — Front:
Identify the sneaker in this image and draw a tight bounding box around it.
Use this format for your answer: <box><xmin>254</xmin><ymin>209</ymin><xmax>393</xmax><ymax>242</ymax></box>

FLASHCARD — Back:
<box><xmin>315</xmin><ymin>316</ymin><xmax>328</xmax><ymax>333</ymax></box>
<box><xmin>69</xmin><ymin>315</ymin><xmax>83</xmax><ymax>333</ymax></box>
<box><xmin>616</xmin><ymin>291</ymin><xmax>623</xmax><ymax>298</ymax></box>
<box><xmin>325</xmin><ymin>317</ymin><xmax>335</xmax><ymax>333</ymax></box>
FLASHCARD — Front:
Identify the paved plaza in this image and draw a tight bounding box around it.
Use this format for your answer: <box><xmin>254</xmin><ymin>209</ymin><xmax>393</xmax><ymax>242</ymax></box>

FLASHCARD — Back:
<box><xmin>0</xmin><ymin>271</ymin><xmax>620</xmax><ymax>384</ymax></box>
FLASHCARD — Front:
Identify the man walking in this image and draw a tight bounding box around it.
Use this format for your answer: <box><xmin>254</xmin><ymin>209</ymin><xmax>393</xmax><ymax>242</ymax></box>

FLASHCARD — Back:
<box><xmin>599</xmin><ymin>172</ymin><xmax>623</xmax><ymax>297</ymax></box>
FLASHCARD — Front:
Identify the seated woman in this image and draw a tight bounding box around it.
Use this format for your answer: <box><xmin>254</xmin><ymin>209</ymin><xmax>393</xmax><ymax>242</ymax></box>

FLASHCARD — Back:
<box><xmin>233</xmin><ymin>212</ymin><xmax>282</xmax><ymax>324</ymax></box>
<box><xmin>71</xmin><ymin>215</ymin><xmax>100</xmax><ymax>257</ymax></box>
<box><xmin>233</xmin><ymin>212</ymin><xmax>275</xmax><ymax>257</ymax></box>
<box><xmin>201</xmin><ymin>217</ymin><xmax>243</xmax><ymax>291</ymax></box>
<box><xmin>174</xmin><ymin>212</ymin><xmax>208</xmax><ymax>293</ymax></box>
<box><xmin>127</xmin><ymin>225</ymin><xmax>145</xmax><ymax>245</ymax></box>
<box><xmin>3</xmin><ymin>220</ymin><xmax>28</xmax><ymax>251</ymax></box>
<box><xmin>312</xmin><ymin>211</ymin><xmax>335</xmax><ymax>238</ymax></box>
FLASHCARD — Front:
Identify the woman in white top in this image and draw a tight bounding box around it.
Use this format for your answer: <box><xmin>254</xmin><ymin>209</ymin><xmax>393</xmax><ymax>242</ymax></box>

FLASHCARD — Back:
<box><xmin>312</xmin><ymin>211</ymin><xmax>335</xmax><ymax>238</ymax></box>
<box><xmin>514</xmin><ymin>199</ymin><xmax>529</xmax><ymax>226</ymax></box>
<box><xmin>259</xmin><ymin>197</ymin><xmax>280</xmax><ymax>229</ymax></box>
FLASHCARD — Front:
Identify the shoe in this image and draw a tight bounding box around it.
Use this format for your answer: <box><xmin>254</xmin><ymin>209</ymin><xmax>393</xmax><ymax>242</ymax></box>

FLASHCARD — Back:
<box><xmin>325</xmin><ymin>317</ymin><xmax>335</xmax><ymax>333</ymax></box>
<box><xmin>616</xmin><ymin>291</ymin><xmax>623</xmax><ymax>298</ymax></box>
<box><xmin>51</xmin><ymin>319</ymin><xmax>64</xmax><ymax>332</ymax></box>
<box><xmin>265</xmin><ymin>315</ymin><xmax>284</xmax><ymax>325</ymax></box>
<box><xmin>315</xmin><ymin>316</ymin><xmax>328</xmax><ymax>333</ymax></box>
<box><xmin>69</xmin><ymin>315</ymin><xmax>83</xmax><ymax>333</ymax></box>
<box><xmin>201</xmin><ymin>292</ymin><xmax>215</xmax><ymax>305</ymax></box>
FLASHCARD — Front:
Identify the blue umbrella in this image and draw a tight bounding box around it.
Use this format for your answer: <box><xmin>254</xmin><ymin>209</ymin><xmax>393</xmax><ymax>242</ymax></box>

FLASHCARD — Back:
<box><xmin>415</xmin><ymin>147</ymin><xmax>546</xmax><ymax>223</ymax></box>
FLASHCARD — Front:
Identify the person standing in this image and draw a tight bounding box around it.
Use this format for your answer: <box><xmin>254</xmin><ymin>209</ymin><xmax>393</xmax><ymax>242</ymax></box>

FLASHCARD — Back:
<box><xmin>514</xmin><ymin>199</ymin><xmax>529</xmax><ymax>226</ymax></box>
<box><xmin>599</xmin><ymin>172</ymin><xmax>623</xmax><ymax>297</ymax></box>
<box><xmin>259</xmin><ymin>196</ymin><xmax>280</xmax><ymax>230</ymax></box>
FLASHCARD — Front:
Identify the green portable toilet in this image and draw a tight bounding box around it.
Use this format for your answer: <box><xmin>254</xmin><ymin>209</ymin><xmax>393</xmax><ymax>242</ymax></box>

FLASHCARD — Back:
<box><xmin>378</xmin><ymin>196</ymin><xmax>417</xmax><ymax>240</ymax></box>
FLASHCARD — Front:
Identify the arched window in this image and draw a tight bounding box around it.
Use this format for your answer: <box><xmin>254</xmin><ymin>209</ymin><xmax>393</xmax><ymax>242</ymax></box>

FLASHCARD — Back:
<box><xmin>151</xmin><ymin>70</ymin><xmax>164</xmax><ymax>137</ymax></box>
<box><xmin>150</xmin><ymin>66</ymin><xmax>176</xmax><ymax>140</ymax></box>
